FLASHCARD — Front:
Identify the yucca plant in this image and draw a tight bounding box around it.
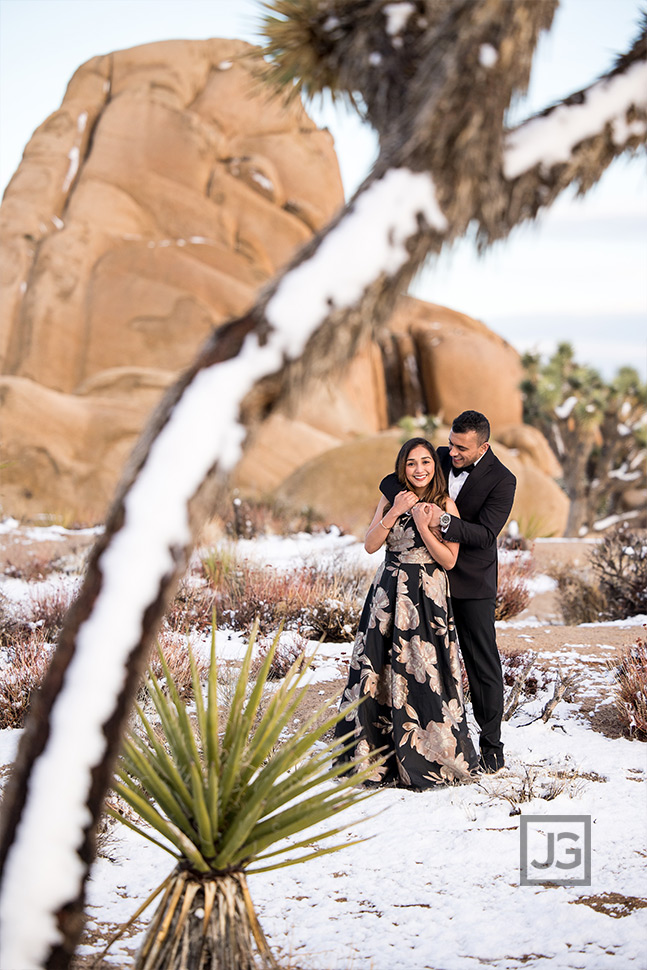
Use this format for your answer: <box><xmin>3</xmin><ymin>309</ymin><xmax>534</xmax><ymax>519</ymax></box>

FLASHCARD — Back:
<box><xmin>107</xmin><ymin>624</ymin><xmax>381</xmax><ymax>970</ymax></box>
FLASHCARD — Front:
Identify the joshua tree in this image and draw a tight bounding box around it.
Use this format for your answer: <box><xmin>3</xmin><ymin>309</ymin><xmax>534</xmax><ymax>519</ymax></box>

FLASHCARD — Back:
<box><xmin>1</xmin><ymin>3</ymin><xmax>646</xmax><ymax>967</ymax></box>
<box><xmin>522</xmin><ymin>343</ymin><xmax>647</xmax><ymax>535</ymax></box>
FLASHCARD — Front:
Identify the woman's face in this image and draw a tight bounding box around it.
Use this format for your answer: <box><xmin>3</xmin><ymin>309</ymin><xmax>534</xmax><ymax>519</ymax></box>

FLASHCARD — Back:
<box><xmin>405</xmin><ymin>445</ymin><xmax>435</xmax><ymax>495</ymax></box>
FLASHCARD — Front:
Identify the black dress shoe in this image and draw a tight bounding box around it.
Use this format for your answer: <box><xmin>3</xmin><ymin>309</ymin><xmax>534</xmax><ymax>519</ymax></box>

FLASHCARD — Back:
<box><xmin>478</xmin><ymin>751</ymin><xmax>505</xmax><ymax>775</ymax></box>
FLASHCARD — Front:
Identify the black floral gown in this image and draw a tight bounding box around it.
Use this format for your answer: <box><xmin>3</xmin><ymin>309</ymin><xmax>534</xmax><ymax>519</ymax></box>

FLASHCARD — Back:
<box><xmin>336</xmin><ymin>511</ymin><xmax>478</xmax><ymax>787</ymax></box>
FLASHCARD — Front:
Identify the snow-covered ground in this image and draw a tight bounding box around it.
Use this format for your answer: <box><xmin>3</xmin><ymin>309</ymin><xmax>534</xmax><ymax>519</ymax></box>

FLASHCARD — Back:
<box><xmin>1</xmin><ymin>525</ymin><xmax>646</xmax><ymax>970</ymax></box>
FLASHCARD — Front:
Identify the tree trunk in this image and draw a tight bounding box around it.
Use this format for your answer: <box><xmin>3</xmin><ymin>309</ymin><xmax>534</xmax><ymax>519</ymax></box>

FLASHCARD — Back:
<box><xmin>134</xmin><ymin>869</ymin><xmax>277</xmax><ymax>970</ymax></box>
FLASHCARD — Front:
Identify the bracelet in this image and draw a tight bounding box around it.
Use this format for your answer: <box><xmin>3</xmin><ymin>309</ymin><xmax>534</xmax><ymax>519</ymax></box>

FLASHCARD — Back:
<box><xmin>379</xmin><ymin>518</ymin><xmax>391</xmax><ymax>530</ymax></box>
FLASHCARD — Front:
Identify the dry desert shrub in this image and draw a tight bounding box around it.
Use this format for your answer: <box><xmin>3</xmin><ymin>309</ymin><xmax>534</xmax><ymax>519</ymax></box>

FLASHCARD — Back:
<box><xmin>552</xmin><ymin>525</ymin><xmax>647</xmax><ymax>624</ymax></box>
<box><xmin>225</xmin><ymin>493</ymin><xmax>325</xmax><ymax>539</ymax></box>
<box><xmin>26</xmin><ymin>583</ymin><xmax>77</xmax><ymax>637</ymax></box>
<box><xmin>203</xmin><ymin>552</ymin><xmax>369</xmax><ymax>640</ymax></box>
<box><xmin>590</xmin><ymin>524</ymin><xmax>647</xmax><ymax>620</ymax></box>
<box><xmin>495</xmin><ymin>552</ymin><xmax>534</xmax><ymax>621</ymax></box>
<box><xmin>3</xmin><ymin>554</ymin><xmax>56</xmax><ymax>582</ymax></box>
<box><xmin>551</xmin><ymin>567</ymin><xmax>606</xmax><ymax>624</ymax></box>
<box><xmin>164</xmin><ymin>579</ymin><xmax>216</xmax><ymax>635</ymax></box>
<box><xmin>251</xmin><ymin>632</ymin><xmax>310</xmax><ymax>681</ymax></box>
<box><xmin>0</xmin><ymin>630</ymin><xmax>51</xmax><ymax>729</ymax></box>
<box><xmin>611</xmin><ymin>632</ymin><xmax>647</xmax><ymax>740</ymax></box>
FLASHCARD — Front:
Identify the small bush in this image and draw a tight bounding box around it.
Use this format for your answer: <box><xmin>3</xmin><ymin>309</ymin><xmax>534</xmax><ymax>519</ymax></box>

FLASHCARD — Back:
<box><xmin>251</xmin><ymin>632</ymin><xmax>309</xmax><ymax>680</ymax></box>
<box><xmin>164</xmin><ymin>580</ymin><xmax>216</xmax><ymax>635</ymax></box>
<box><xmin>3</xmin><ymin>554</ymin><xmax>57</xmax><ymax>583</ymax></box>
<box><xmin>495</xmin><ymin>553</ymin><xmax>534</xmax><ymax>621</ymax></box>
<box><xmin>201</xmin><ymin>553</ymin><xmax>370</xmax><ymax>640</ymax></box>
<box><xmin>552</xmin><ymin>568</ymin><xmax>606</xmax><ymax>625</ymax></box>
<box><xmin>0</xmin><ymin>631</ymin><xmax>51</xmax><ymax>729</ymax></box>
<box><xmin>224</xmin><ymin>493</ymin><xmax>325</xmax><ymax>539</ymax></box>
<box><xmin>26</xmin><ymin>583</ymin><xmax>77</xmax><ymax>637</ymax></box>
<box><xmin>552</xmin><ymin>525</ymin><xmax>647</xmax><ymax>624</ymax></box>
<box><xmin>590</xmin><ymin>524</ymin><xmax>647</xmax><ymax>620</ymax></box>
<box><xmin>612</xmin><ymin>632</ymin><xmax>647</xmax><ymax>740</ymax></box>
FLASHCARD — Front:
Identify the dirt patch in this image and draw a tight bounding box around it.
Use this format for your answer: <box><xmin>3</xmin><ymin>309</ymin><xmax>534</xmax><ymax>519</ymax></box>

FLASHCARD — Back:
<box><xmin>571</xmin><ymin>891</ymin><xmax>647</xmax><ymax>918</ymax></box>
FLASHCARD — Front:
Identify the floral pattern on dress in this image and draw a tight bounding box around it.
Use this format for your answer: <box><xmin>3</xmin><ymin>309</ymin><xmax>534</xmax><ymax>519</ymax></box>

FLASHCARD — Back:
<box><xmin>335</xmin><ymin>508</ymin><xmax>478</xmax><ymax>788</ymax></box>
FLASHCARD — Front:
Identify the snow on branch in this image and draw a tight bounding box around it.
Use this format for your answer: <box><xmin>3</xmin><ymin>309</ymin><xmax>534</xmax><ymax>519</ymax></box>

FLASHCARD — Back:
<box><xmin>504</xmin><ymin>58</ymin><xmax>647</xmax><ymax>178</ymax></box>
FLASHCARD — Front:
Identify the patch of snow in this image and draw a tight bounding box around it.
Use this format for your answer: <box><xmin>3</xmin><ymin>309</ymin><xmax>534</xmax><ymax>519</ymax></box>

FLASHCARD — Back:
<box><xmin>527</xmin><ymin>574</ymin><xmax>558</xmax><ymax>595</ymax></box>
<box><xmin>579</xmin><ymin>614</ymin><xmax>647</xmax><ymax>628</ymax></box>
<box><xmin>62</xmin><ymin>146</ymin><xmax>80</xmax><ymax>193</ymax></box>
<box><xmin>77</xmin><ymin>669</ymin><xmax>647</xmax><ymax>970</ymax></box>
<box><xmin>77</xmin><ymin>111</ymin><xmax>88</xmax><ymax>133</ymax></box>
<box><xmin>252</xmin><ymin>171</ymin><xmax>274</xmax><ymax>192</ymax></box>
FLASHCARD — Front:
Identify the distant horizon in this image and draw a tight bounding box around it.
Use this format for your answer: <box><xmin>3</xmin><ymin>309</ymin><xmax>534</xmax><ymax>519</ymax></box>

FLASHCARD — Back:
<box><xmin>487</xmin><ymin>310</ymin><xmax>647</xmax><ymax>382</ymax></box>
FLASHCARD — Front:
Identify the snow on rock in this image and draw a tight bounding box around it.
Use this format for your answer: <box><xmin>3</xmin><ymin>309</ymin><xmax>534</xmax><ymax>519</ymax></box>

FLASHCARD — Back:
<box><xmin>504</xmin><ymin>59</ymin><xmax>647</xmax><ymax>179</ymax></box>
<box><xmin>62</xmin><ymin>146</ymin><xmax>80</xmax><ymax>193</ymax></box>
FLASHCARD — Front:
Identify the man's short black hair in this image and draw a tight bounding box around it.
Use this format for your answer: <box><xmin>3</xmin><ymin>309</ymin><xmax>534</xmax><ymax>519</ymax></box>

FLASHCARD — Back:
<box><xmin>451</xmin><ymin>410</ymin><xmax>490</xmax><ymax>445</ymax></box>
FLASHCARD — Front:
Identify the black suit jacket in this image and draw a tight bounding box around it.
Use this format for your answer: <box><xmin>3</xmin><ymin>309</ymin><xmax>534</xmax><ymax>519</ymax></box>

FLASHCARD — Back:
<box><xmin>380</xmin><ymin>446</ymin><xmax>516</xmax><ymax>599</ymax></box>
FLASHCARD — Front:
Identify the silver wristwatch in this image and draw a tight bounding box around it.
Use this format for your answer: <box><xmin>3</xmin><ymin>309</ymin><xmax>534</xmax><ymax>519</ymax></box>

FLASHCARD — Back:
<box><xmin>439</xmin><ymin>512</ymin><xmax>451</xmax><ymax>532</ymax></box>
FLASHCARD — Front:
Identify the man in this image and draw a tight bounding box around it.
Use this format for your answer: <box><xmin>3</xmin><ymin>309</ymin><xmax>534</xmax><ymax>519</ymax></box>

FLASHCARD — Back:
<box><xmin>380</xmin><ymin>410</ymin><xmax>516</xmax><ymax>773</ymax></box>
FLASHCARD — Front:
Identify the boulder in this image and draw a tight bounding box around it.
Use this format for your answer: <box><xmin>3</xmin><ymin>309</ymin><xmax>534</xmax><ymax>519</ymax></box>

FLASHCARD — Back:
<box><xmin>387</xmin><ymin>298</ymin><xmax>524</xmax><ymax>430</ymax></box>
<box><xmin>495</xmin><ymin>423</ymin><xmax>562</xmax><ymax>478</ymax></box>
<box><xmin>0</xmin><ymin>39</ymin><xmax>344</xmax><ymax>521</ymax></box>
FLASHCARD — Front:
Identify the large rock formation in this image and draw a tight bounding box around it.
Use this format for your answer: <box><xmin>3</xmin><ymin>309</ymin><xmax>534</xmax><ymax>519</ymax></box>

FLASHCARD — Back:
<box><xmin>0</xmin><ymin>38</ymin><xmax>566</xmax><ymax>535</ymax></box>
<box><xmin>0</xmin><ymin>38</ymin><xmax>344</xmax><ymax>520</ymax></box>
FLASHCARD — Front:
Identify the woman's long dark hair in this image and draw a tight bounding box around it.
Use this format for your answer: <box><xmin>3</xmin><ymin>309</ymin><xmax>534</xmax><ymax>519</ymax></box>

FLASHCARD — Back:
<box><xmin>395</xmin><ymin>437</ymin><xmax>449</xmax><ymax>508</ymax></box>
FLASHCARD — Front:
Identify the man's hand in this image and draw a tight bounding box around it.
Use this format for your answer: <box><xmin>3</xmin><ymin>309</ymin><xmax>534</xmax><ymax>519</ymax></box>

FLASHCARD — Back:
<box><xmin>428</xmin><ymin>503</ymin><xmax>444</xmax><ymax>527</ymax></box>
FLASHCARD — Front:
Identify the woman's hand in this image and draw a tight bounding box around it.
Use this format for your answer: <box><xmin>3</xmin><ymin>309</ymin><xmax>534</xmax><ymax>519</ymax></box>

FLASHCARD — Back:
<box><xmin>411</xmin><ymin>502</ymin><xmax>432</xmax><ymax>530</ymax></box>
<box><xmin>392</xmin><ymin>489</ymin><xmax>418</xmax><ymax>517</ymax></box>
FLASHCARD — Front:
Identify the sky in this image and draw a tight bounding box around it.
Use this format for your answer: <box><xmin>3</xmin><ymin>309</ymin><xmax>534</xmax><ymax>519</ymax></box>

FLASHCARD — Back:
<box><xmin>0</xmin><ymin>0</ymin><xmax>645</xmax><ymax>379</ymax></box>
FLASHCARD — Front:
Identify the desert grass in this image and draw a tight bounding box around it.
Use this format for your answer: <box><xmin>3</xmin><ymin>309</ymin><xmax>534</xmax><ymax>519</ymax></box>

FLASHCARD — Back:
<box><xmin>198</xmin><ymin>549</ymin><xmax>371</xmax><ymax>641</ymax></box>
<box><xmin>610</xmin><ymin>631</ymin><xmax>647</xmax><ymax>740</ymax></box>
<box><xmin>0</xmin><ymin>629</ymin><xmax>52</xmax><ymax>729</ymax></box>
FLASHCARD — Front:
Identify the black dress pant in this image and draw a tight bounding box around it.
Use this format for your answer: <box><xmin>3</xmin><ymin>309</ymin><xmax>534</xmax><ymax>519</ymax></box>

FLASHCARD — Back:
<box><xmin>452</xmin><ymin>596</ymin><xmax>504</xmax><ymax>758</ymax></box>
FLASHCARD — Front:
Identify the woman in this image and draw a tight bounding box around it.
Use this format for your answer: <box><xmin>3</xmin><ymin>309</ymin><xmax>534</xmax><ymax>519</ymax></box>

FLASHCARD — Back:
<box><xmin>336</xmin><ymin>437</ymin><xmax>478</xmax><ymax>788</ymax></box>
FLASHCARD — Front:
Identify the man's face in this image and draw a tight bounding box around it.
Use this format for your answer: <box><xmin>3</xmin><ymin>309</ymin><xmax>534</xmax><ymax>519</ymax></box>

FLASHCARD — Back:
<box><xmin>448</xmin><ymin>429</ymin><xmax>488</xmax><ymax>469</ymax></box>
